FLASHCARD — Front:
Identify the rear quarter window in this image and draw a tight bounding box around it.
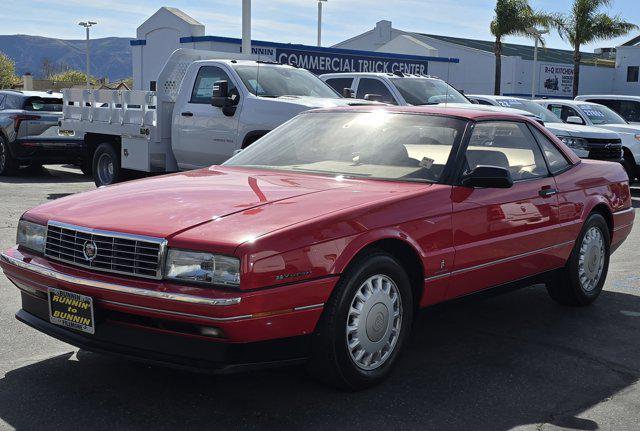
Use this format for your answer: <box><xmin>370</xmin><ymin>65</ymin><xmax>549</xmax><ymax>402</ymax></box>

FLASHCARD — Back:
<box><xmin>23</xmin><ymin>97</ymin><xmax>63</xmax><ymax>112</ymax></box>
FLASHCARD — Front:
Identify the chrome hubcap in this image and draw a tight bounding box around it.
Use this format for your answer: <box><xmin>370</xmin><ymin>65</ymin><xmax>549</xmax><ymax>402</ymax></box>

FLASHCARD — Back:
<box><xmin>97</xmin><ymin>153</ymin><xmax>114</xmax><ymax>184</ymax></box>
<box><xmin>346</xmin><ymin>274</ymin><xmax>402</xmax><ymax>371</ymax></box>
<box><xmin>578</xmin><ymin>226</ymin><xmax>605</xmax><ymax>292</ymax></box>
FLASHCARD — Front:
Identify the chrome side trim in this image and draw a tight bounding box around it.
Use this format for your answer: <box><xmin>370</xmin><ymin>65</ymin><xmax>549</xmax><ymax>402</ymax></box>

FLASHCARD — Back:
<box><xmin>424</xmin><ymin>240</ymin><xmax>575</xmax><ymax>281</ymax></box>
<box><xmin>613</xmin><ymin>207</ymin><xmax>635</xmax><ymax>215</ymax></box>
<box><xmin>293</xmin><ymin>303</ymin><xmax>324</xmax><ymax>312</ymax></box>
<box><xmin>1</xmin><ymin>252</ymin><xmax>241</xmax><ymax>307</ymax></box>
<box><xmin>99</xmin><ymin>299</ymin><xmax>253</xmax><ymax>322</ymax></box>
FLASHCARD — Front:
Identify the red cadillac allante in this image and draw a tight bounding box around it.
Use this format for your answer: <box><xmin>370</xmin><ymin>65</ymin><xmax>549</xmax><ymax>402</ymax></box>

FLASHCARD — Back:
<box><xmin>0</xmin><ymin>106</ymin><xmax>634</xmax><ymax>389</ymax></box>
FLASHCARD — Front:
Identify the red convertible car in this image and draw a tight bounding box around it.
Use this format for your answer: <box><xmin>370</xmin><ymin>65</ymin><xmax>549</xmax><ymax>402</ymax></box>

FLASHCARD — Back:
<box><xmin>0</xmin><ymin>107</ymin><xmax>634</xmax><ymax>390</ymax></box>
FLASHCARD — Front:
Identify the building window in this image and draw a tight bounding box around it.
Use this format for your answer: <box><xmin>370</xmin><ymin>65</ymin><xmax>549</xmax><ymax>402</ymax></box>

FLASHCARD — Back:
<box><xmin>627</xmin><ymin>66</ymin><xmax>639</xmax><ymax>82</ymax></box>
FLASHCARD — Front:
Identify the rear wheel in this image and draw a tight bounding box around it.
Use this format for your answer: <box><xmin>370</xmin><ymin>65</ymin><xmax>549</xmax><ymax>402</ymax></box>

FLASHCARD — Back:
<box><xmin>0</xmin><ymin>136</ymin><xmax>17</xmax><ymax>176</ymax></box>
<box><xmin>546</xmin><ymin>213</ymin><xmax>610</xmax><ymax>306</ymax></box>
<box><xmin>92</xmin><ymin>143</ymin><xmax>120</xmax><ymax>187</ymax></box>
<box><xmin>622</xmin><ymin>152</ymin><xmax>636</xmax><ymax>182</ymax></box>
<box><xmin>308</xmin><ymin>251</ymin><xmax>413</xmax><ymax>390</ymax></box>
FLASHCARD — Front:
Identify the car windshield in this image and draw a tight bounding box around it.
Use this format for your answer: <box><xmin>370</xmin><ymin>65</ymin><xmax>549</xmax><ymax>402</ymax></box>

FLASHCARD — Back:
<box><xmin>233</xmin><ymin>65</ymin><xmax>339</xmax><ymax>99</ymax></box>
<box><xmin>389</xmin><ymin>78</ymin><xmax>468</xmax><ymax>105</ymax></box>
<box><xmin>577</xmin><ymin>104</ymin><xmax>627</xmax><ymax>125</ymax></box>
<box><xmin>24</xmin><ymin>97</ymin><xmax>62</xmax><ymax>112</ymax></box>
<box><xmin>224</xmin><ymin>111</ymin><xmax>467</xmax><ymax>183</ymax></box>
<box><xmin>495</xmin><ymin>99</ymin><xmax>562</xmax><ymax>123</ymax></box>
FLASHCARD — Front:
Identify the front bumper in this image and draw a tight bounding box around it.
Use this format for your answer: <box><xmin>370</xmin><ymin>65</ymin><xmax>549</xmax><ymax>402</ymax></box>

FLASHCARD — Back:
<box><xmin>1</xmin><ymin>247</ymin><xmax>336</xmax><ymax>370</ymax></box>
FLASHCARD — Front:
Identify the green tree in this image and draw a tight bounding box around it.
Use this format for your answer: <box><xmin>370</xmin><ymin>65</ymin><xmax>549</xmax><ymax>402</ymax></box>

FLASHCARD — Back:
<box><xmin>49</xmin><ymin>69</ymin><xmax>95</xmax><ymax>85</ymax></box>
<box><xmin>490</xmin><ymin>0</ymin><xmax>552</xmax><ymax>95</ymax></box>
<box><xmin>0</xmin><ymin>51</ymin><xmax>19</xmax><ymax>89</ymax></box>
<box><xmin>553</xmin><ymin>0</ymin><xmax>637</xmax><ymax>97</ymax></box>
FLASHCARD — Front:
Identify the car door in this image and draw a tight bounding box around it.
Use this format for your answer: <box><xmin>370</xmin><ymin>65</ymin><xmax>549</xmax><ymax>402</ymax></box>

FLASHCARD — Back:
<box><xmin>324</xmin><ymin>77</ymin><xmax>355</xmax><ymax>97</ymax></box>
<box><xmin>355</xmin><ymin>78</ymin><xmax>398</xmax><ymax>104</ymax></box>
<box><xmin>173</xmin><ymin>65</ymin><xmax>242</xmax><ymax>169</ymax></box>
<box><xmin>447</xmin><ymin>120</ymin><xmax>561</xmax><ymax>299</ymax></box>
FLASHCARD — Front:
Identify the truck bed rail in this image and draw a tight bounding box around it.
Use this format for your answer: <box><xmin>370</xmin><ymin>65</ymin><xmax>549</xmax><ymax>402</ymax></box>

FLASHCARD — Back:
<box><xmin>62</xmin><ymin>89</ymin><xmax>157</xmax><ymax>128</ymax></box>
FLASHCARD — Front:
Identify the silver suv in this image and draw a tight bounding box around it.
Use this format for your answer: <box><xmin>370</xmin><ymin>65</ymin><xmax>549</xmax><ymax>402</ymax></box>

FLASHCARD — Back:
<box><xmin>0</xmin><ymin>90</ymin><xmax>86</xmax><ymax>176</ymax></box>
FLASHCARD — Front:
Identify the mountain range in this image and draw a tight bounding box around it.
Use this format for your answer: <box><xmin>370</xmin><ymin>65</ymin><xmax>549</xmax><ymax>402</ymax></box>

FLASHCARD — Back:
<box><xmin>0</xmin><ymin>34</ymin><xmax>132</xmax><ymax>81</ymax></box>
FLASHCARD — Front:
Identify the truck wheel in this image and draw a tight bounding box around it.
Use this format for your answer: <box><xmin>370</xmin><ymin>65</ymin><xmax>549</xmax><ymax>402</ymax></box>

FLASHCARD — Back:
<box><xmin>308</xmin><ymin>251</ymin><xmax>414</xmax><ymax>390</ymax></box>
<box><xmin>546</xmin><ymin>213</ymin><xmax>610</xmax><ymax>307</ymax></box>
<box><xmin>622</xmin><ymin>153</ymin><xmax>636</xmax><ymax>182</ymax></box>
<box><xmin>0</xmin><ymin>136</ymin><xmax>17</xmax><ymax>176</ymax></box>
<box><xmin>92</xmin><ymin>143</ymin><xmax>120</xmax><ymax>187</ymax></box>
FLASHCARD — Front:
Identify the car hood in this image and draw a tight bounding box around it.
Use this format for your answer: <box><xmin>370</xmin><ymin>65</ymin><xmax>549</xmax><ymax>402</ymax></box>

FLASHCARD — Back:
<box><xmin>544</xmin><ymin>123</ymin><xmax>620</xmax><ymax>139</ymax></box>
<box><xmin>594</xmin><ymin>124</ymin><xmax>640</xmax><ymax>135</ymax></box>
<box><xmin>25</xmin><ymin>167</ymin><xmax>425</xmax><ymax>251</ymax></box>
<box><xmin>267</xmin><ymin>95</ymin><xmax>383</xmax><ymax>109</ymax></box>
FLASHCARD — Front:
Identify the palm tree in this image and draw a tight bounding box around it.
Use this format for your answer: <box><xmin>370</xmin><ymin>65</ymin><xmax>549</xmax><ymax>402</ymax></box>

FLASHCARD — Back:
<box><xmin>553</xmin><ymin>0</ymin><xmax>637</xmax><ymax>97</ymax></box>
<box><xmin>490</xmin><ymin>0</ymin><xmax>552</xmax><ymax>95</ymax></box>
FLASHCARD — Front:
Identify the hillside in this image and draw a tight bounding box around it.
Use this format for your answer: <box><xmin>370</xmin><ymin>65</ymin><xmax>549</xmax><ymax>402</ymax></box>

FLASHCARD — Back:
<box><xmin>0</xmin><ymin>34</ymin><xmax>132</xmax><ymax>81</ymax></box>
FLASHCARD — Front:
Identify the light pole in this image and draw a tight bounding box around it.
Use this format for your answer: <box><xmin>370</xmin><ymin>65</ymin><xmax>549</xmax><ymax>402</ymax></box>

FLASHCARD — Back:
<box><xmin>527</xmin><ymin>27</ymin><xmax>548</xmax><ymax>99</ymax></box>
<box><xmin>317</xmin><ymin>0</ymin><xmax>327</xmax><ymax>47</ymax></box>
<box><xmin>242</xmin><ymin>0</ymin><xmax>251</xmax><ymax>54</ymax></box>
<box><xmin>79</xmin><ymin>21</ymin><xmax>97</xmax><ymax>88</ymax></box>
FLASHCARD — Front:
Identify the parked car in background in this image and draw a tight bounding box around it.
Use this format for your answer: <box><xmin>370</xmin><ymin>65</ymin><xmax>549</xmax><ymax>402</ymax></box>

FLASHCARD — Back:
<box><xmin>0</xmin><ymin>90</ymin><xmax>87</xmax><ymax>176</ymax></box>
<box><xmin>575</xmin><ymin>95</ymin><xmax>640</xmax><ymax>124</ymax></box>
<box><xmin>468</xmin><ymin>95</ymin><xmax>624</xmax><ymax>167</ymax></box>
<box><xmin>1</xmin><ymin>107</ymin><xmax>633</xmax><ymax>390</ymax></box>
<box><xmin>320</xmin><ymin>72</ymin><xmax>469</xmax><ymax>105</ymax></box>
<box><xmin>61</xmin><ymin>49</ymin><xmax>378</xmax><ymax>187</ymax></box>
<box><xmin>536</xmin><ymin>99</ymin><xmax>640</xmax><ymax>181</ymax></box>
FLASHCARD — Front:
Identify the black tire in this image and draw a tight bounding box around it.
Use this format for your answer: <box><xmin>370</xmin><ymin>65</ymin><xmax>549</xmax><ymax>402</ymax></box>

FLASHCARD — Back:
<box><xmin>546</xmin><ymin>213</ymin><xmax>610</xmax><ymax>306</ymax></box>
<box><xmin>308</xmin><ymin>250</ymin><xmax>414</xmax><ymax>390</ymax></box>
<box><xmin>0</xmin><ymin>136</ymin><xmax>17</xmax><ymax>176</ymax></box>
<box><xmin>92</xmin><ymin>143</ymin><xmax>120</xmax><ymax>187</ymax></box>
<box><xmin>622</xmin><ymin>153</ymin><xmax>636</xmax><ymax>183</ymax></box>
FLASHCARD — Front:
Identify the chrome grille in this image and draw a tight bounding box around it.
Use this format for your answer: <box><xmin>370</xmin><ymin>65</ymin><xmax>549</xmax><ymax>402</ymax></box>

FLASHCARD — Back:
<box><xmin>44</xmin><ymin>222</ymin><xmax>166</xmax><ymax>280</ymax></box>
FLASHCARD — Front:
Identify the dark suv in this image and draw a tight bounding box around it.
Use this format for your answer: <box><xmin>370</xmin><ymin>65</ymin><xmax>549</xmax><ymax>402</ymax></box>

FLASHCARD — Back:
<box><xmin>0</xmin><ymin>90</ymin><xmax>86</xmax><ymax>176</ymax></box>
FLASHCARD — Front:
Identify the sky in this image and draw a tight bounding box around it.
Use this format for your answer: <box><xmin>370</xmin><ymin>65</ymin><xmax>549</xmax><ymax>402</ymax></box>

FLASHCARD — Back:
<box><xmin>1</xmin><ymin>0</ymin><xmax>639</xmax><ymax>52</ymax></box>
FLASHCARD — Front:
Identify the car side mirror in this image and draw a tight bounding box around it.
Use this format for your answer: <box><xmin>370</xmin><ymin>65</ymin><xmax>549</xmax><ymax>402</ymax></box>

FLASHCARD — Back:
<box><xmin>364</xmin><ymin>93</ymin><xmax>383</xmax><ymax>102</ymax></box>
<box><xmin>566</xmin><ymin>116</ymin><xmax>584</xmax><ymax>125</ymax></box>
<box><xmin>342</xmin><ymin>87</ymin><xmax>354</xmax><ymax>98</ymax></box>
<box><xmin>469</xmin><ymin>98</ymin><xmax>480</xmax><ymax>104</ymax></box>
<box><xmin>211</xmin><ymin>80</ymin><xmax>237</xmax><ymax>116</ymax></box>
<box><xmin>461</xmin><ymin>166</ymin><xmax>513</xmax><ymax>189</ymax></box>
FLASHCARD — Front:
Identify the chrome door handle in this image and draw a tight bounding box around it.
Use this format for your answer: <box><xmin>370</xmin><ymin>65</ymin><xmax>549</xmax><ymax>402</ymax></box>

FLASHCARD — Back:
<box><xmin>539</xmin><ymin>188</ymin><xmax>558</xmax><ymax>197</ymax></box>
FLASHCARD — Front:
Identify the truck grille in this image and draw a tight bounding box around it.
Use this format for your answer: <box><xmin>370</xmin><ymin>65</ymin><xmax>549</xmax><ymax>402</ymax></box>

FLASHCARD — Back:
<box><xmin>44</xmin><ymin>222</ymin><xmax>166</xmax><ymax>280</ymax></box>
<box><xmin>587</xmin><ymin>138</ymin><xmax>623</xmax><ymax>161</ymax></box>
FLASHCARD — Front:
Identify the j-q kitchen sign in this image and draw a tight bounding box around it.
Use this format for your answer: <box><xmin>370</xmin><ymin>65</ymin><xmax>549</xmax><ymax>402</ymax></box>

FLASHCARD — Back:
<box><xmin>539</xmin><ymin>63</ymin><xmax>574</xmax><ymax>96</ymax></box>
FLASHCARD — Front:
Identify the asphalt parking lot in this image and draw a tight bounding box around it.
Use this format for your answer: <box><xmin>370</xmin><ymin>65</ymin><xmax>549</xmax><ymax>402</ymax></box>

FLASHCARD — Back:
<box><xmin>1</xmin><ymin>165</ymin><xmax>639</xmax><ymax>431</ymax></box>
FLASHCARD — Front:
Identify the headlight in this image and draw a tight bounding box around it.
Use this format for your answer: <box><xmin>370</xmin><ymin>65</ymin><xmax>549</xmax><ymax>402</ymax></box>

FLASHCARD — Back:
<box><xmin>16</xmin><ymin>220</ymin><xmax>46</xmax><ymax>253</ymax></box>
<box><xmin>164</xmin><ymin>249</ymin><xmax>240</xmax><ymax>287</ymax></box>
<box><xmin>559</xmin><ymin>136</ymin><xmax>589</xmax><ymax>151</ymax></box>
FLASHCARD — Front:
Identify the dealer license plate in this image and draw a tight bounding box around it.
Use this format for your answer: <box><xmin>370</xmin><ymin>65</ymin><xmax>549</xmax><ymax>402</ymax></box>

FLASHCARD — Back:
<box><xmin>48</xmin><ymin>288</ymin><xmax>95</xmax><ymax>334</ymax></box>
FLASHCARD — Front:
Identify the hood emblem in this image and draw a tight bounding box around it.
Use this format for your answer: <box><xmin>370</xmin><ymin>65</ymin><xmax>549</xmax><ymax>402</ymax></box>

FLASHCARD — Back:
<box><xmin>83</xmin><ymin>240</ymin><xmax>98</xmax><ymax>261</ymax></box>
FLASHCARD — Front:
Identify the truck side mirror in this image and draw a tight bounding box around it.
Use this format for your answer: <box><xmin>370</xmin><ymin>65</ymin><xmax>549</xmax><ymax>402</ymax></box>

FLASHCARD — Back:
<box><xmin>211</xmin><ymin>80</ymin><xmax>237</xmax><ymax>116</ymax></box>
<box><xmin>566</xmin><ymin>115</ymin><xmax>584</xmax><ymax>125</ymax></box>
<box><xmin>342</xmin><ymin>88</ymin><xmax>354</xmax><ymax>98</ymax></box>
<box><xmin>364</xmin><ymin>93</ymin><xmax>383</xmax><ymax>102</ymax></box>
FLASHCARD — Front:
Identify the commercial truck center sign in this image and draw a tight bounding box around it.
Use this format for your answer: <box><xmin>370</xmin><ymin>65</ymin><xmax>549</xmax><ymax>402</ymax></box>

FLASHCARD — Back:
<box><xmin>275</xmin><ymin>48</ymin><xmax>429</xmax><ymax>75</ymax></box>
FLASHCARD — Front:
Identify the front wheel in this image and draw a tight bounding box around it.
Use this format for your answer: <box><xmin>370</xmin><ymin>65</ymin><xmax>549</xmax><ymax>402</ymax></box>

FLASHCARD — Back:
<box><xmin>547</xmin><ymin>213</ymin><xmax>610</xmax><ymax>306</ymax></box>
<box><xmin>92</xmin><ymin>143</ymin><xmax>121</xmax><ymax>187</ymax></box>
<box><xmin>308</xmin><ymin>251</ymin><xmax>414</xmax><ymax>390</ymax></box>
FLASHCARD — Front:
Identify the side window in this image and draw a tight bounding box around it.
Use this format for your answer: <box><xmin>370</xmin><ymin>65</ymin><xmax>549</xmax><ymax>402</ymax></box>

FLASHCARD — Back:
<box><xmin>356</xmin><ymin>78</ymin><xmax>397</xmax><ymax>104</ymax></box>
<box><xmin>475</xmin><ymin>99</ymin><xmax>494</xmax><ymax>106</ymax></box>
<box><xmin>590</xmin><ymin>99</ymin><xmax>621</xmax><ymax>113</ymax></box>
<box><xmin>465</xmin><ymin>121</ymin><xmax>549</xmax><ymax>181</ymax></box>
<box><xmin>190</xmin><ymin>66</ymin><xmax>236</xmax><ymax>104</ymax></box>
<box><xmin>627</xmin><ymin>66</ymin><xmax>639</xmax><ymax>83</ymax></box>
<box><xmin>4</xmin><ymin>95</ymin><xmax>22</xmax><ymax>110</ymax></box>
<box><xmin>619</xmin><ymin>101</ymin><xmax>640</xmax><ymax>123</ymax></box>
<box><xmin>562</xmin><ymin>106</ymin><xmax>584</xmax><ymax>123</ymax></box>
<box><xmin>548</xmin><ymin>104</ymin><xmax>563</xmax><ymax>119</ymax></box>
<box><xmin>528</xmin><ymin>125</ymin><xmax>571</xmax><ymax>174</ymax></box>
<box><xmin>325</xmin><ymin>77</ymin><xmax>353</xmax><ymax>95</ymax></box>
<box><xmin>0</xmin><ymin>95</ymin><xmax>5</xmax><ymax>110</ymax></box>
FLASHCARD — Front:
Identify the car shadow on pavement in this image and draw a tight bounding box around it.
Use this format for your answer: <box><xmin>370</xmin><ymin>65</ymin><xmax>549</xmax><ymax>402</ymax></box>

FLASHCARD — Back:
<box><xmin>1</xmin><ymin>285</ymin><xmax>639</xmax><ymax>431</ymax></box>
<box><xmin>0</xmin><ymin>165</ymin><xmax>90</xmax><ymax>185</ymax></box>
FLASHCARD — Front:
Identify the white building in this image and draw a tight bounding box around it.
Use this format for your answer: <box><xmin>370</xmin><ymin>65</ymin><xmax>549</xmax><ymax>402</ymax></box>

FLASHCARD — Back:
<box><xmin>130</xmin><ymin>8</ymin><xmax>639</xmax><ymax>97</ymax></box>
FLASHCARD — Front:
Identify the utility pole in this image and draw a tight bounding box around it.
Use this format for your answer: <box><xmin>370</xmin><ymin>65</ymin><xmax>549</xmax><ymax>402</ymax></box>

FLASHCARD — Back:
<box><xmin>317</xmin><ymin>0</ymin><xmax>327</xmax><ymax>46</ymax></box>
<box><xmin>242</xmin><ymin>0</ymin><xmax>251</xmax><ymax>55</ymax></box>
<box><xmin>79</xmin><ymin>21</ymin><xmax>97</xmax><ymax>88</ymax></box>
<box><xmin>526</xmin><ymin>27</ymin><xmax>548</xmax><ymax>99</ymax></box>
